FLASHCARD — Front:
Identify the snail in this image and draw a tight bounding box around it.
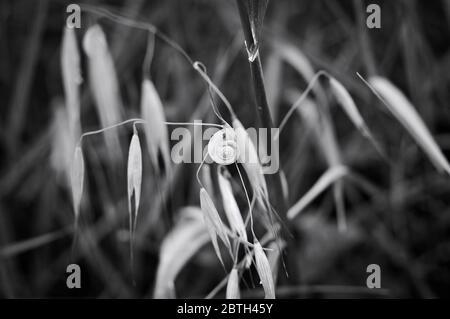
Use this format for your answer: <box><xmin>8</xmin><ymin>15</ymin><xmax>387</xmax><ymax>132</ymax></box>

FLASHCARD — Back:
<box><xmin>207</xmin><ymin>127</ymin><xmax>239</xmax><ymax>165</ymax></box>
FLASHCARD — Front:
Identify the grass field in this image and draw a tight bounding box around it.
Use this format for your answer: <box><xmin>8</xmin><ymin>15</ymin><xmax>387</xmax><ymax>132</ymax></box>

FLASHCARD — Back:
<box><xmin>0</xmin><ymin>0</ymin><xmax>450</xmax><ymax>298</ymax></box>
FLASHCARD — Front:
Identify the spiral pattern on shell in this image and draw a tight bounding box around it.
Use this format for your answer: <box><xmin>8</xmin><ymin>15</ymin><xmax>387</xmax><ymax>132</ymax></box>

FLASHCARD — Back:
<box><xmin>208</xmin><ymin>128</ymin><xmax>239</xmax><ymax>165</ymax></box>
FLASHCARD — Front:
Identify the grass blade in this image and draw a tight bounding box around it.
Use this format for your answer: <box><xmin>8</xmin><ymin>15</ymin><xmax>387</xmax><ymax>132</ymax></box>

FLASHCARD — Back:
<box><xmin>287</xmin><ymin>165</ymin><xmax>349</xmax><ymax>220</ymax></box>
<box><xmin>266</xmin><ymin>239</ymin><xmax>286</xmax><ymax>285</ymax></box>
<box><xmin>226</xmin><ymin>268</ymin><xmax>240</xmax><ymax>299</ymax></box>
<box><xmin>274</xmin><ymin>41</ymin><xmax>315</xmax><ymax>82</ymax></box>
<box><xmin>153</xmin><ymin>208</ymin><xmax>209</xmax><ymax>298</ymax></box>
<box><xmin>232</xmin><ymin>117</ymin><xmax>268</xmax><ymax>200</ymax></box>
<box><xmin>329</xmin><ymin>77</ymin><xmax>369</xmax><ymax>136</ymax></box>
<box><xmin>200</xmin><ymin>188</ymin><xmax>232</xmax><ymax>264</ymax></box>
<box><xmin>254</xmin><ymin>241</ymin><xmax>275</xmax><ymax>299</ymax></box>
<box><xmin>329</xmin><ymin>76</ymin><xmax>385</xmax><ymax>158</ymax></box>
<box><xmin>265</xmin><ymin>52</ymin><xmax>282</xmax><ymax>123</ymax></box>
<box><xmin>218</xmin><ymin>170</ymin><xmax>247</xmax><ymax>241</ymax></box>
<box><xmin>361</xmin><ymin>75</ymin><xmax>450</xmax><ymax>174</ymax></box>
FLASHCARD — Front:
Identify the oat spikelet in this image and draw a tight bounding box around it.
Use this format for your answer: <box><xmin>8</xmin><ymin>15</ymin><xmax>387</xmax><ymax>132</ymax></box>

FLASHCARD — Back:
<box><xmin>232</xmin><ymin>117</ymin><xmax>268</xmax><ymax>200</ymax></box>
<box><xmin>366</xmin><ymin>76</ymin><xmax>450</xmax><ymax>174</ymax></box>
<box><xmin>266</xmin><ymin>240</ymin><xmax>286</xmax><ymax>285</ymax></box>
<box><xmin>83</xmin><ymin>25</ymin><xmax>122</xmax><ymax>157</ymax></box>
<box><xmin>226</xmin><ymin>268</ymin><xmax>240</xmax><ymax>299</ymax></box>
<box><xmin>254</xmin><ymin>241</ymin><xmax>275</xmax><ymax>299</ymax></box>
<box><xmin>200</xmin><ymin>188</ymin><xmax>231</xmax><ymax>264</ymax></box>
<box><xmin>329</xmin><ymin>77</ymin><xmax>383</xmax><ymax>157</ymax></box>
<box><xmin>218</xmin><ymin>171</ymin><xmax>247</xmax><ymax>241</ymax></box>
<box><xmin>71</xmin><ymin>146</ymin><xmax>84</xmax><ymax>220</ymax></box>
<box><xmin>204</xmin><ymin>212</ymin><xmax>225</xmax><ymax>267</ymax></box>
<box><xmin>61</xmin><ymin>27</ymin><xmax>82</xmax><ymax>139</ymax></box>
<box><xmin>329</xmin><ymin>77</ymin><xmax>369</xmax><ymax>136</ymax></box>
<box><xmin>140</xmin><ymin>78</ymin><xmax>171</xmax><ymax>174</ymax></box>
<box><xmin>127</xmin><ymin>130</ymin><xmax>142</xmax><ymax>221</ymax></box>
<box><xmin>154</xmin><ymin>207</ymin><xmax>209</xmax><ymax>298</ymax></box>
<box><xmin>287</xmin><ymin>165</ymin><xmax>349</xmax><ymax>220</ymax></box>
<box><xmin>51</xmin><ymin>106</ymin><xmax>76</xmax><ymax>183</ymax></box>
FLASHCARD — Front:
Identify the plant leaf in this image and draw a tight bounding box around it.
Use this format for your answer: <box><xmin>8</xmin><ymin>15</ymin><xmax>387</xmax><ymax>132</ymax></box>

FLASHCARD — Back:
<box><xmin>329</xmin><ymin>76</ymin><xmax>383</xmax><ymax>157</ymax></box>
<box><xmin>366</xmin><ymin>75</ymin><xmax>450</xmax><ymax>174</ymax></box>
<box><xmin>247</xmin><ymin>0</ymin><xmax>268</xmax><ymax>47</ymax></box>
<box><xmin>226</xmin><ymin>268</ymin><xmax>240</xmax><ymax>299</ymax></box>
<box><xmin>329</xmin><ymin>77</ymin><xmax>368</xmax><ymax>136</ymax></box>
<box><xmin>233</xmin><ymin>117</ymin><xmax>268</xmax><ymax>200</ymax></box>
<box><xmin>287</xmin><ymin>165</ymin><xmax>349</xmax><ymax>220</ymax></box>
<box><xmin>275</xmin><ymin>41</ymin><xmax>315</xmax><ymax>83</ymax></box>
<box><xmin>218</xmin><ymin>170</ymin><xmax>247</xmax><ymax>242</ymax></box>
<box><xmin>200</xmin><ymin>188</ymin><xmax>231</xmax><ymax>263</ymax></box>
<box><xmin>266</xmin><ymin>240</ymin><xmax>286</xmax><ymax>285</ymax></box>
<box><xmin>153</xmin><ymin>207</ymin><xmax>209</xmax><ymax>298</ymax></box>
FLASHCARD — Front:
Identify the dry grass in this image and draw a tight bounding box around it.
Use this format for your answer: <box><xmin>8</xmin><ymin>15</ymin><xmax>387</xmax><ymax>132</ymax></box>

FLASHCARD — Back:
<box><xmin>1</xmin><ymin>0</ymin><xmax>450</xmax><ymax>299</ymax></box>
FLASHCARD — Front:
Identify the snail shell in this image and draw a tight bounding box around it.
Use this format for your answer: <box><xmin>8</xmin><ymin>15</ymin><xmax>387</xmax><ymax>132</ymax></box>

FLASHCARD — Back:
<box><xmin>207</xmin><ymin>128</ymin><xmax>239</xmax><ymax>165</ymax></box>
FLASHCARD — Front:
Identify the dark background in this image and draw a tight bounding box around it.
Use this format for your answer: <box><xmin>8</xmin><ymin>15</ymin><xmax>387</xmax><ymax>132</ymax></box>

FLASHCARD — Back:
<box><xmin>0</xmin><ymin>0</ymin><xmax>450</xmax><ymax>298</ymax></box>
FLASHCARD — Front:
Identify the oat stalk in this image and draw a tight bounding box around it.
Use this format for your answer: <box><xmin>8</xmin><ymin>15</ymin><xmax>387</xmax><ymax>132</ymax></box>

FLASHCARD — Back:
<box><xmin>235</xmin><ymin>0</ymin><xmax>287</xmax><ymax>224</ymax></box>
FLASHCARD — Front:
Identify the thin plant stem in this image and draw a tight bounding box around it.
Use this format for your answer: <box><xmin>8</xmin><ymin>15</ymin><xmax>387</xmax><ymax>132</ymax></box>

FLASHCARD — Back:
<box><xmin>205</xmin><ymin>224</ymin><xmax>278</xmax><ymax>299</ymax></box>
<box><xmin>235</xmin><ymin>162</ymin><xmax>256</xmax><ymax>240</ymax></box>
<box><xmin>78</xmin><ymin>118</ymin><xmax>223</xmax><ymax>146</ymax></box>
<box><xmin>81</xmin><ymin>4</ymin><xmax>194</xmax><ymax>65</ymax></box>
<box><xmin>235</xmin><ymin>0</ymin><xmax>287</xmax><ymax>223</ymax></box>
<box><xmin>143</xmin><ymin>33</ymin><xmax>155</xmax><ymax>77</ymax></box>
<box><xmin>81</xmin><ymin>5</ymin><xmax>235</xmax><ymax>130</ymax></box>
<box><xmin>195</xmin><ymin>154</ymin><xmax>209</xmax><ymax>190</ymax></box>
<box><xmin>193</xmin><ymin>62</ymin><xmax>237</xmax><ymax>120</ymax></box>
<box><xmin>276</xmin><ymin>71</ymin><xmax>330</xmax><ymax>139</ymax></box>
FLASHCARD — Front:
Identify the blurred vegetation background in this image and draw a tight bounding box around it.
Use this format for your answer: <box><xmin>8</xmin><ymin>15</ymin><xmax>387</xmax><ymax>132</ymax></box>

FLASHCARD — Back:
<box><xmin>0</xmin><ymin>0</ymin><xmax>450</xmax><ymax>298</ymax></box>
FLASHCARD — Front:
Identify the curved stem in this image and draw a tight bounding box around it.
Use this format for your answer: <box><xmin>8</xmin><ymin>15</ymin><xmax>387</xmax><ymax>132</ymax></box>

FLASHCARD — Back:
<box><xmin>81</xmin><ymin>4</ymin><xmax>193</xmax><ymax>65</ymax></box>
<box><xmin>235</xmin><ymin>162</ymin><xmax>256</xmax><ymax>240</ymax></box>
<box><xmin>81</xmin><ymin>5</ymin><xmax>234</xmax><ymax>133</ymax></box>
<box><xmin>276</xmin><ymin>70</ymin><xmax>330</xmax><ymax>140</ymax></box>
<box><xmin>78</xmin><ymin>118</ymin><xmax>223</xmax><ymax>146</ymax></box>
<box><xmin>193</xmin><ymin>62</ymin><xmax>236</xmax><ymax>120</ymax></box>
<box><xmin>79</xmin><ymin>118</ymin><xmax>145</xmax><ymax>145</ymax></box>
<box><xmin>196</xmin><ymin>154</ymin><xmax>209</xmax><ymax>190</ymax></box>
